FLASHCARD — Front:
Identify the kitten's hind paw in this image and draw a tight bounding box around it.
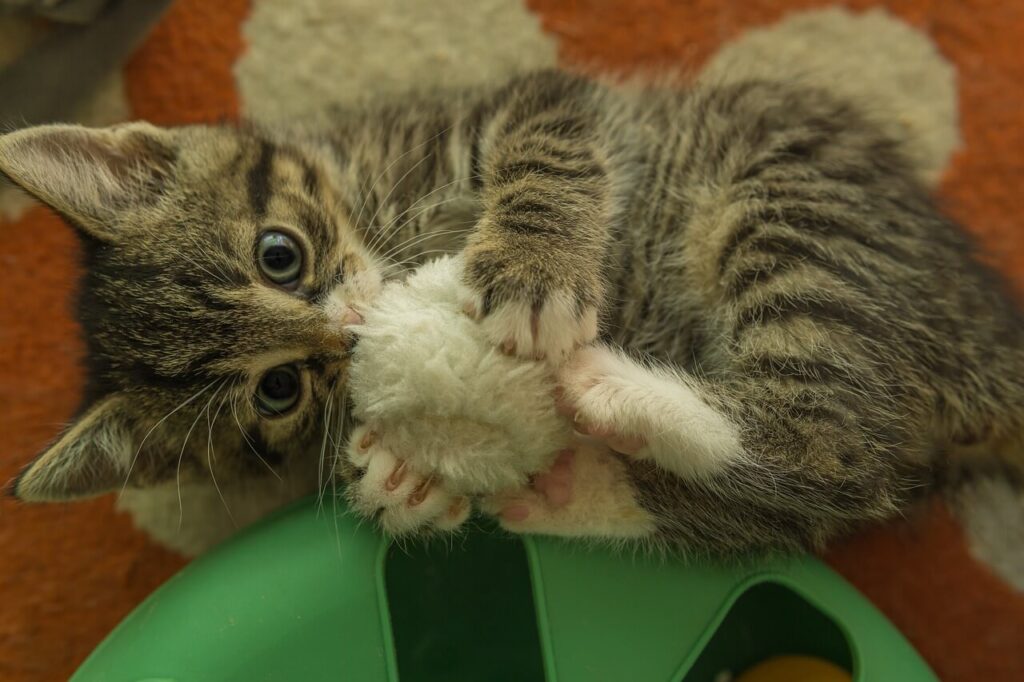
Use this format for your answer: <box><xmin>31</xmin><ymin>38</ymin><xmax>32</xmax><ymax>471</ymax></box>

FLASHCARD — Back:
<box><xmin>558</xmin><ymin>344</ymin><xmax>745</xmax><ymax>479</ymax></box>
<box><xmin>481</xmin><ymin>443</ymin><xmax>656</xmax><ymax>539</ymax></box>
<box><xmin>556</xmin><ymin>345</ymin><xmax>652</xmax><ymax>458</ymax></box>
<box><xmin>482</xmin><ymin>448</ymin><xmax>574</xmax><ymax>531</ymax></box>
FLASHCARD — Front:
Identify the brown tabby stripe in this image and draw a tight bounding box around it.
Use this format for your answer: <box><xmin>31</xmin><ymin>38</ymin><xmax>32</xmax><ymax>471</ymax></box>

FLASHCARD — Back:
<box><xmin>247</xmin><ymin>140</ymin><xmax>275</xmax><ymax>217</ymax></box>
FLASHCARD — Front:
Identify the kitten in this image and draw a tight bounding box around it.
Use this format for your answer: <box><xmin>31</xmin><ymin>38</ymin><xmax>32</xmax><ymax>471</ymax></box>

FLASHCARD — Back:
<box><xmin>2</xmin><ymin>69</ymin><xmax>1021</xmax><ymax>557</ymax></box>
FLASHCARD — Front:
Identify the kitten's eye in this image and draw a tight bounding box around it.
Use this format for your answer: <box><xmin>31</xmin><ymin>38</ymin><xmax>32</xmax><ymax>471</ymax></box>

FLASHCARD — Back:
<box><xmin>256</xmin><ymin>364</ymin><xmax>301</xmax><ymax>416</ymax></box>
<box><xmin>257</xmin><ymin>230</ymin><xmax>303</xmax><ymax>286</ymax></box>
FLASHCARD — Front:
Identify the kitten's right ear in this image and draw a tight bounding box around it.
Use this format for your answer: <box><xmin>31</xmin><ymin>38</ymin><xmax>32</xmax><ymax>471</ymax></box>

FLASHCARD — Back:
<box><xmin>10</xmin><ymin>396</ymin><xmax>133</xmax><ymax>502</ymax></box>
<box><xmin>0</xmin><ymin>123</ymin><xmax>176</xmax><ymax>242</ymax></box>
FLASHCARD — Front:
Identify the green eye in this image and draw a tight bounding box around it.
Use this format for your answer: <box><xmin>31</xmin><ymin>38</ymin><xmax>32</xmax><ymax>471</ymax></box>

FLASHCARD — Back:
<box><xmin>256</xmin><ymin>364</ymin><xmax>301</xmax><ymax>416</ymax></box>
<box><xmin>257</xmin><ymin>230</ymin><xmax>302</xmax><ymax>286</ymax></box>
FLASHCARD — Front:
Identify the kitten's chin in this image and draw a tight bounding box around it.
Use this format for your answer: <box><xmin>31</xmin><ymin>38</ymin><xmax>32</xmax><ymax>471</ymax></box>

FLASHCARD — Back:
<box><xmin>117</xmin><ymin>463</ymin><xmax>320</xmax><ymax>556</ymax></box>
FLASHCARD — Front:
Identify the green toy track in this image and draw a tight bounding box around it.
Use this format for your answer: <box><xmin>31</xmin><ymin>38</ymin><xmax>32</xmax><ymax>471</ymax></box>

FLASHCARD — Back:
<box><xmin>72</xmin><ymin>498</ymin><xmax>937</xmax><ymax>682</ymax></box>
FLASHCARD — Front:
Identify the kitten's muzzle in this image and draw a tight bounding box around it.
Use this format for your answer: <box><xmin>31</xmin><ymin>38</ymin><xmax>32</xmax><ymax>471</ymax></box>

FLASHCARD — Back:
<box><xmin>340</xmin><ymin>308</ymin><xmax>364</xmax><ymax>327</ymax></box>
<box><xmin>331</xmin><ymin>306</ymin><xmax>365</xmax><ymax>355</ymax></box>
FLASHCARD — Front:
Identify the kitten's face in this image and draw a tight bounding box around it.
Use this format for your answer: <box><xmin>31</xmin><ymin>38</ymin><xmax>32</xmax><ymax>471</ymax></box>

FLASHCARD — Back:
<box><xmin>0</xmin><ymin>122</ymin><xmax>384</xmax><ymax>500</ymax></box>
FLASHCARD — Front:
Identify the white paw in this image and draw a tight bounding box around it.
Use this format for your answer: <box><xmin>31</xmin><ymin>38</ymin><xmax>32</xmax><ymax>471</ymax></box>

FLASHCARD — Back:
<box><xmin>481</xmin><ymin>448</ymin><xmax>576</xmax><ymax>534</ymax></box>
<box><xmin>480</xmin><ymin>444</ymin><xmax>656</xmax><ymax>539</ymax></box>
<box><xmin>556</xmin><ymin>345</ymin><xmax>651</xmax><ymax>456</ymax></box>
<box><xmin>345</xmin><ymin>424</ymin><xmax>471</xmax><ymax>535</ymax></box>
<box><xmin>558</xmin><ymin>345</ymin><xmax>745</xmax><ymax>479</ymax></box>
<box><xmin>464</xmin><ymin>289</ymin><xmax>598</xmax><ymax>362</ymax></box>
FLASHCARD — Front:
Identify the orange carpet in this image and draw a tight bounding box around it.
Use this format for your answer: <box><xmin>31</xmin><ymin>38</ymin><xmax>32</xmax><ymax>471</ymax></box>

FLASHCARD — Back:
<box><xmin>1</xmin><ymin>2</ymin><xmax>1022</xmax><ymax>680</ymax></box>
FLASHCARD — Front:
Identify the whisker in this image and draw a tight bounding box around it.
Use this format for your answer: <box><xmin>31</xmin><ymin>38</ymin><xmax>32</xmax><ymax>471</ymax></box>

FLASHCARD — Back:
<box><xmin>182</xmin><ymin>233</ymin><xmax>233</xmax><ymax>285</ymax></box>
<box><xmin>332</xmin><ymin>475</ymin><xmax>345</xmax><ymax>561</ymax></box>
<box><xmin>191</xmin><ymin>262</ymin><xmax>229</xmax><ymax>286</ymax></box>
<box><xmin>206</xmin><ymin>385</ymin><xmax>235</xmax><ymax>526</ymax></box>
<box><xmin>176</xmin><ymin>379</ymin><xmax>227</xmax><ymax>528</ymax></box>
<box><xmin>367</xmin><ymin>173</ymin><xmax>482</xmax><ymax>253</ymax></box>
<box><xmin>357</xmin><ymin>121</ymin><xmax>460</xmax><ymax>248</ymax></box>
<box><xmin>336</xmin><ymin>384</ymin><xmax>349</xmax><ymax>459</ymax></box>
<box><xmin>229</xmin><ymin>392</ymin><xmax>282</xmax><ymax>480</ymax></box>
<box><xmin>329</xmin><ymin>384</ymin><xmax>351</xmax><ymax>559</ymax></box>
<box><xmin>121</xmin><ymin>379</ymin><xmax>219</xmax><ymax>495</ymax></box>
<box><xmin>316</xmin><ymin>387</ymin><xmax>336</xmax><ymax>516</ymax></box>
<box><xmin>381</xmin><ymin>250</ymin><xmax>447</xmax><ymax>275</ymax></box>
<box><xmin>380</xmin><ymin>222</ymin><xmax>474</xmax><ymax>263</ymax></box>
<box><xmin>327</xmin><ymin>384</ymin><xmax>350</xmax><ymax>480</ymax></box>
<box><xmin>385</xmin><ymin>248</ymin><xmax>462</xmax><ymax>269</ymax></box>
<box><xmin>362</xmin><ymin>151</ymin><xmax>440</xmax><ymax>254</ymax></box>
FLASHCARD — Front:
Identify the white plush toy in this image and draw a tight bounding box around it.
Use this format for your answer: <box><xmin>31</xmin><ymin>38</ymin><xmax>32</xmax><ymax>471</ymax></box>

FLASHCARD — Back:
<box><xmin>345</xmin><ymin>255</ymin><xmax>574</xmax><ymax>531</ymax></box>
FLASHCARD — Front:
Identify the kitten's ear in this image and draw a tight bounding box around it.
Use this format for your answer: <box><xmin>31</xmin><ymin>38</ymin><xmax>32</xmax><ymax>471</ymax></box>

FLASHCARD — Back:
<box><xmin>0</xmin><ymin>123</ymin><xmax>176</xmax><ymax>241</ymax></box>
<box><xmin>10</xmin><ymin>396</ymin><xmax>133</xmax><ymax>502</ymax></box>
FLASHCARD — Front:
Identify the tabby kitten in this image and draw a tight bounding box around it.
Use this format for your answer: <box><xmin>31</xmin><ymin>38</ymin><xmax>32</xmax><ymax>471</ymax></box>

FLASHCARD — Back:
<box><xmin>3</xmin><ymin>69</ymin><xmax>1022</xmax><ymax>555</ymax></box>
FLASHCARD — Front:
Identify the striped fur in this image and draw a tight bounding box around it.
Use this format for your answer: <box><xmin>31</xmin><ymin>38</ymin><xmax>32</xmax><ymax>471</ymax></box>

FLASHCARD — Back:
<box><xmin>1</xmin><ymin>69</ymin><xmax>1021</xmax><ymax>556</ymax></box>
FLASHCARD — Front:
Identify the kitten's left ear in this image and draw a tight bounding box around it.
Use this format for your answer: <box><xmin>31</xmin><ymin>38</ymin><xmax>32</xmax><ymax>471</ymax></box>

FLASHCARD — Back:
<box><xmin>9</xmin><ymin>396</ymin><xmax>133</xmax><ymax>502</ymax></box>
<box><xmin>0</xmin><ymin>123</ymin><xmax>176</xmax><ymax>241</ymax></box>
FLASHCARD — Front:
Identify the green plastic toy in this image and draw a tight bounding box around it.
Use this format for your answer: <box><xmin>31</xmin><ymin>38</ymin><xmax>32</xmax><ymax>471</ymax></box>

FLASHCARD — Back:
<box><xmin>72</xmin><ymin>497</ymin><xmax>937</xmax><ymax>682</ymax></box>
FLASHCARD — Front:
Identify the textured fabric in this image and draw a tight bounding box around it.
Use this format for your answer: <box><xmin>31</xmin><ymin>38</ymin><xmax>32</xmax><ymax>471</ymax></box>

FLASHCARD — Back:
<box><xmin>0</xmin><ymin>0</ymin><xmax>172</xmax><ymax>126</ymax></box>
<box><xmin>1</xmin><ymin>0</ymin><xmax>114</xmax><ymax>24</ymax></box>
<box><xmin>0</xmin><ymin>1</ymin><xmax>1021</xmax><ymax>680</ymax></box>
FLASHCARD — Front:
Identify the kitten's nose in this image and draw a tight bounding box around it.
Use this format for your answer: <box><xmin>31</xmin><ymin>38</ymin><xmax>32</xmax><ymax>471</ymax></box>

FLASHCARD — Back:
<box><xmin>331</xmin><ymin>307</ymin><xmax>364</xmax><ymax>350</ymax></box>
<box><xmin>322</xmin><ymin>297</ymin><xmax>365</xmax><ymax>348</ymax></box>
<box><xmin>341</xmin><ymin>307</ymin><xmax>364</xmax><ymax>328</ymax></box>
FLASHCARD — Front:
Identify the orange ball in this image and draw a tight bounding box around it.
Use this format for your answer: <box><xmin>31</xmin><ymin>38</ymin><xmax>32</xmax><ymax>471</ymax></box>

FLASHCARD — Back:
<box><xmin>735</xmin><ymin>655</ymin><xmax>852</xmax><ymax>682</ymax></box>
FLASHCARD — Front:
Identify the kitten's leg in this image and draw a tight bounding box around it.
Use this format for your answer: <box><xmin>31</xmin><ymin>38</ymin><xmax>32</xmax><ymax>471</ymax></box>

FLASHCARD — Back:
<box><xmin>481</xmin><ymin>443</ymin><xmax>657</xmax><ymax>539</ymax></box>
<box><xmin>558</xmin><ymin>345</ymin><xmax>746</xmax><ymax>480</ymax></box>
<box><xmin>344</xmin><ymin>425</ymin><xmax>471</xmax><ymax>534</ymax></box>
<box><xmin>554</xmin><ymin>345</ymin><xmax>919</xmax><ymax>553</ymax></box>
<box><xmin>461</xmin><ymin>71</ymin><xmax>612</xmax><ymax>361</ymax></box>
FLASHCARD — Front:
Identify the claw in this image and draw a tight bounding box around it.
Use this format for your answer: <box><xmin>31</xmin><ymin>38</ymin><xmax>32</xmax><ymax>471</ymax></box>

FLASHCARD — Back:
<box><xmin>385</xmin><ymin>460</ymin><xmax>407</xmax><ymax>491</ymax></box>
<box><xmin>359</xmin><ymin>430</ymin><xmax>377</xmax><ymax>451</ymax></box>
<box><xmin>408</xmin><ymin>476</ymin><xmax>434</xmax><ymax>506</ymax></box>
<box><xmin>607</xmin><ymin>434</ymin><xmax>646</xmax><ymax>456</ymax></box>
<box><xmin>574</xmin><ymin>414</ymin><xmax>613</xmax><ymax>438</ymax></box>
<box><xmin>447</xmin><ymin>496</ymin><xmax>467</xmax><ymax>515</ymax></box>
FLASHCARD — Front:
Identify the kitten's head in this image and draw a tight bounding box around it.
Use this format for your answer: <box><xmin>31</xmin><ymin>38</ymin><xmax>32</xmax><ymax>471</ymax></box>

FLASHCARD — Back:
<box><xmin>0</xmin><ymin>122</ymin><xmax>382</xmax><ymax>501</ymax></box>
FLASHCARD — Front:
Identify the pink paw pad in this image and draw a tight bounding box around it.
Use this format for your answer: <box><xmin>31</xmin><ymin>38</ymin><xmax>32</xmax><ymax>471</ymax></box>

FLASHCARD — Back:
<box><xmin>500</xmin><ymin>504</ymin><xmax>531</xmax><ymax>522</ymax></box>
<box><xmin>531</xmin><ymin>448</ymin><xmax>575</xmax><ymax>507</ymax></box>
<box><xmin>498</xmin><ymin>448</ymin><xmax>576</xmax><ymax>522</ymax></box>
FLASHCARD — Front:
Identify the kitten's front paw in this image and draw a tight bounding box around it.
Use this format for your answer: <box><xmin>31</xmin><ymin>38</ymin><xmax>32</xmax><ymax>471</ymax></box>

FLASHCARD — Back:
<box><xmin>345</xmin><ymin>424</ymin><xmax>471</xmax><ymax>535</ymax></box>
<box><xmin>461</xmin><ymin>244</ymin><xmax>600</xmax><ymax>362</ymax></box>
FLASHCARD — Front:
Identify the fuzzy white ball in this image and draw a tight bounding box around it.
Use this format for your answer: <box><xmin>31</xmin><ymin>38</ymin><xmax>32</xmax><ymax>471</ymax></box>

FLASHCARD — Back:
<box><xmin>347</xmin><ymin>256</ymin><xmax>570</xmax><ymax>495</ymax></box>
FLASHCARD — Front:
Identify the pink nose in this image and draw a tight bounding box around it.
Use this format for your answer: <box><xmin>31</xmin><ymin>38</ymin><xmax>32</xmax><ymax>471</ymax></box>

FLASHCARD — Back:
<box><xmin>341</xmin><ymin>307</ymin><xmax>364</xmax><ymax>328</ymax></box>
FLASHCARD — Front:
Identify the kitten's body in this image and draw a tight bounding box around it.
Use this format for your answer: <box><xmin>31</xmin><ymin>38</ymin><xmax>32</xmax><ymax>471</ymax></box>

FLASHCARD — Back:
<box><xmin>332</xmin><ymin>73</ymin><xmax>1024</xmax><ymax>552</ymax></box>
<box><xmin>3</xmin><ymin>69</ymin><xmax>1022</xmax><ymax>556</ymax></box>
